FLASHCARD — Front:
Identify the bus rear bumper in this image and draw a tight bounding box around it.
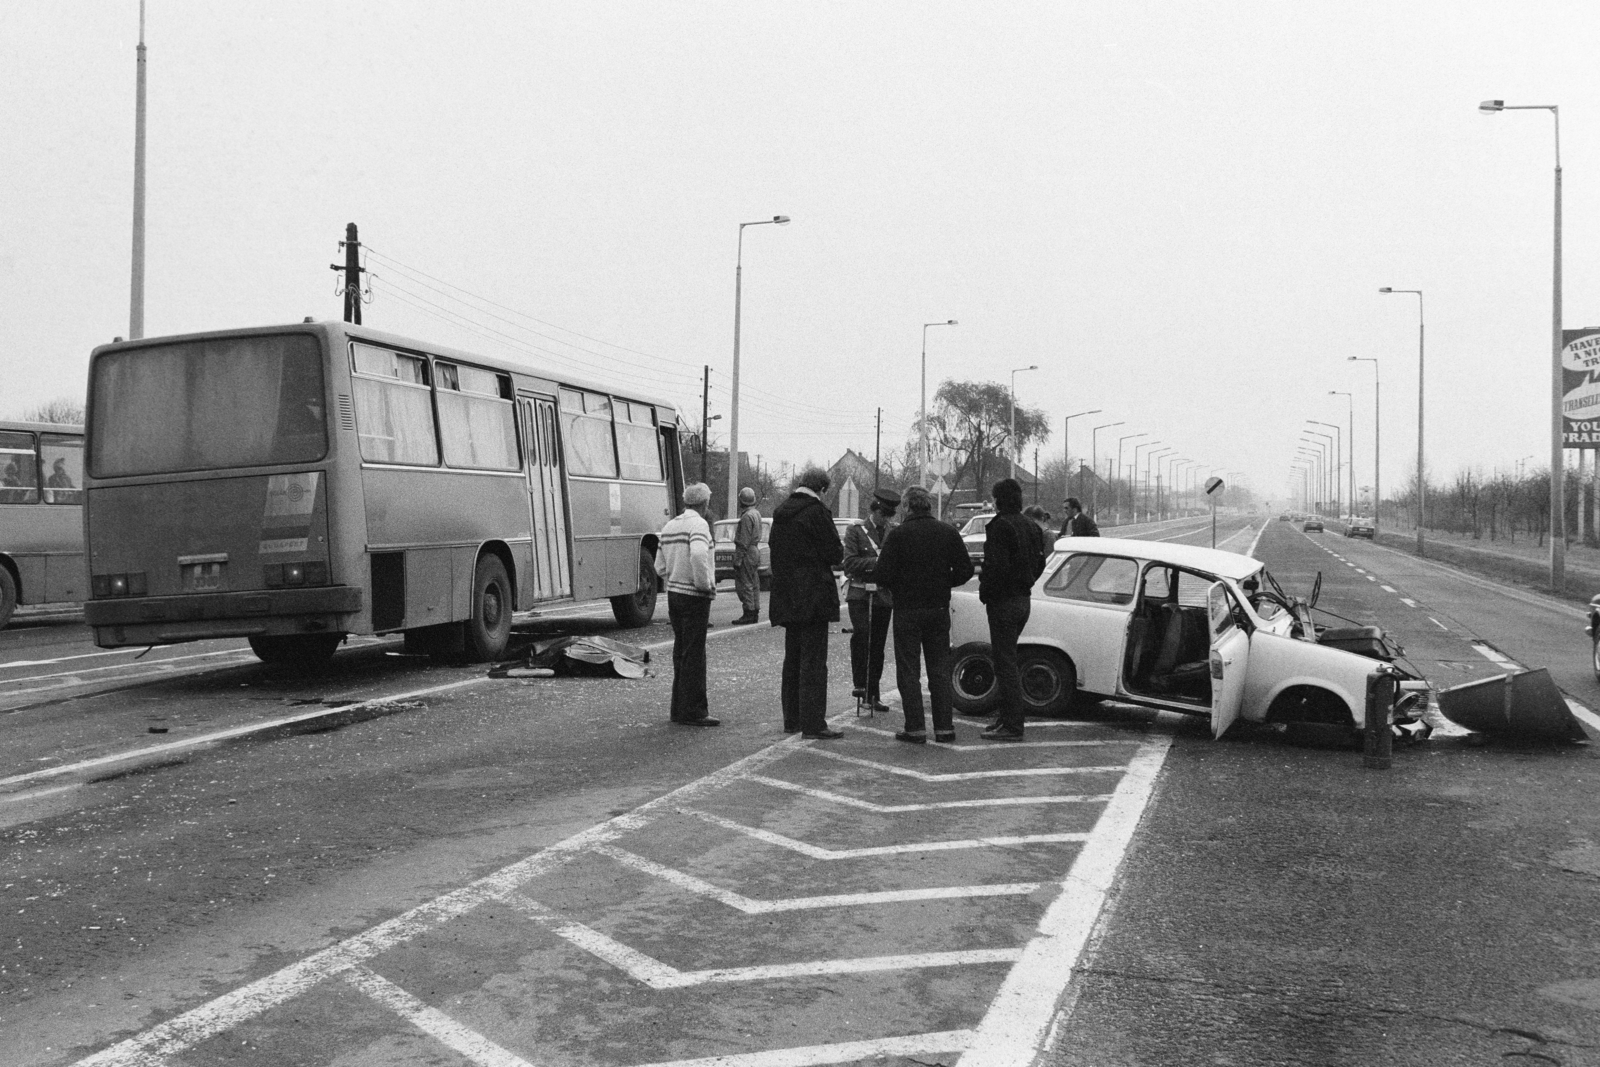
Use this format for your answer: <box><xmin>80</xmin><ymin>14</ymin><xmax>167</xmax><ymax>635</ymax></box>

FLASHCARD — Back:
<box><xmin>86</xmin><ymin>586</ymin><xmax>363</xmax><ymax>647</ymax></box>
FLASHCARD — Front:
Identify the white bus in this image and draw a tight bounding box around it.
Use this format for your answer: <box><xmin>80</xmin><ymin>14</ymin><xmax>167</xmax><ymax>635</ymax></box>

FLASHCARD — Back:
<box><xmin>0</xmin><ymin>421</ymin><xmax>86</xmax><ymax>628</ymax></box>
<box><xmin>83</xmin><ymin>322</ymin><xmax>685</xmax><ymax>664</ymax></box>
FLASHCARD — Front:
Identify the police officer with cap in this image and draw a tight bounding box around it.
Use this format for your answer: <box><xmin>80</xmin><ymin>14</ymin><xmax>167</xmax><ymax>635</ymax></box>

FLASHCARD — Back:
<box><xmin>842</xmin><ymin>487</ymin><xmax>900</xmax><ymax>712</ymax></box>
<box><xmin>731</xmin><ymin>486</ymin><xmax>764</xmax><ymax>625</ymax></box>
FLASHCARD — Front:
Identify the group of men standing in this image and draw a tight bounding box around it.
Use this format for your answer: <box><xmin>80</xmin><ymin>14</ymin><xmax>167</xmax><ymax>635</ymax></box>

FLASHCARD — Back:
<box><xmin>655</xmin><ymin>471</ymin><xmax>1061</xmax><ymax>743</ymax></box>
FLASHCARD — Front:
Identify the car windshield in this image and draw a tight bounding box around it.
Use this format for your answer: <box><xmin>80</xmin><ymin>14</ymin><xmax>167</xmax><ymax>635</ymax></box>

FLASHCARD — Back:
<box><xmin>960</xmin><ymin>514</ymin><xmax>994</xmax><ymax>536</ymax></box>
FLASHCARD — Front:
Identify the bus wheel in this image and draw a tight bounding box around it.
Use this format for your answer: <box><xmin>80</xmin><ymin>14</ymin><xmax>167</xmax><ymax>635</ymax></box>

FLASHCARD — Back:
<box><xmin>0</xmin><ymin>567</ymin><xmax>15</xmax><ymax>629</ymax></box>
<box><xmin>248</xmin><ymin>633</ymin><xmax>342</xmax><ymax>667</ymax></box>
<box><xmin>464</xmin><ymin>555</ymin><xmax>513</xmax><ymax>662</ymax></box>
<box><xmin>611</xmin><ymin>550</ymin><xmax>658</xmax><ymax>628</ymax></box>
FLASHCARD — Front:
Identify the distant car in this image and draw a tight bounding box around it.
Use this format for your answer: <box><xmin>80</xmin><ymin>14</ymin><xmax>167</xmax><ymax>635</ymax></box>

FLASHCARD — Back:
<box><xmin>959</xmin><ymin>512</ymin><xmax>997</xmax><ymax>571</ymax></box>
<box><xmin>1345</xmin><ymin>518</ymin><xmax>1374</xmax><ymax>539</ymax></box>
<box><xmin>713</xmin><ymin>517</ymin><xmax>772</xmax><ymax>589</ymax></box>
<box><xmin>946</xmin><ymin>538</ymin><xmax>1424</xmax><ymax>737</ymax></box>
<box><xmin>1279</xmin><ymin>512</ymin><xmax>1291</xmax><ymax>522</ymax></box>
<box><xmin>1302</xmin><ymin>519</ymin><xmax>1324</xmax><ymax>533</ymax></box>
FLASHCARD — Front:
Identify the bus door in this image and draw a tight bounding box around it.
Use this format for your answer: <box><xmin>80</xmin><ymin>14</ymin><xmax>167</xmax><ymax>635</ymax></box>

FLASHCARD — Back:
<box><xmin>518</xmin><ymin>395</ymin><xmax>572</xmax><ymax>599</ymax></box>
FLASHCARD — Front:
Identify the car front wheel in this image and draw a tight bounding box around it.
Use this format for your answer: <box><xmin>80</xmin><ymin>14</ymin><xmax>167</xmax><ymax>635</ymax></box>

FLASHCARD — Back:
<box><xmin>949</xmin><ymin>642</ymin><xmax>1001</xmax><ymax>715</ymax></box>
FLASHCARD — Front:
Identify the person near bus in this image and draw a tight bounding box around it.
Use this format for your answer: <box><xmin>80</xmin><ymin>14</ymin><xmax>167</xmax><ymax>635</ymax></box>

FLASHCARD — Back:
<box><xmin>768</xmin><ymin>467</ymin><xmax>844</xmax><ymax>739</ymax></box>
<box><xmin>843</xmin><ymin>487</ymin><xmax>899</xmax><ymax>713</ymax></box>
<box><xmin>873</xmin><ymin>485</ymin><xmax>973</xmax><ymax>744</ymax></box>
<box><xmin>731</xmin><ymin>486</ymin><xmax>763</xmax><ymax>625</ymax></box>
<box><xmin>979</xmin><ymin>477</ymin><xmax>1047</xmax><ymax>742</ymax></box>
<box><xmin>655</xmin><ymin>482</ymin><xmax>719</xmax><ymax>727</ymax></box>
<box><xmin>1058</xmin><ymin>496</ymin><xmax>1099</xmax><ymax>539</ymax></box>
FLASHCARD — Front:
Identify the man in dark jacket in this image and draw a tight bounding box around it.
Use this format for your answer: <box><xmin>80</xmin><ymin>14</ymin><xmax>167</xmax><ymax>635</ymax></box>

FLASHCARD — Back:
<box><xmin>768</xmin><ymin>467</ymin><xmax>845</xmax><ymax>739</ymax></box>
<box><xmin>1057</xmin><ymin>497</ymin><xmax>1099</xmax><ymax>539</ymax></box>
<box><xmin>874</xmin><ymin>485</ymin><xmax>974</xmax><ymax>744</ymax></box>
<box><xmin>979</xmin><ymin>478</ymin><xmax>1047</xmax><ymax>741</ymax></box>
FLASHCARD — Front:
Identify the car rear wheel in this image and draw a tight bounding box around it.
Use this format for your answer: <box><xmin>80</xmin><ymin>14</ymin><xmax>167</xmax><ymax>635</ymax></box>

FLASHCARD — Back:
<box><xmin>611</xmin><ymin>549</ymin><xmax>658</xmax><ymax>628</ymax></box>
<box><xmin>248</xmin><ymin>633</ymin><xmax>343</xmax><ymax>667</ymax></box>
<box><xmin>1018</xmin><ymin>646</ymin><xmax>1077</xmax><ymax>717</ymax></box>
<box><xmin>950</xmin><ymin>642</ymin><xmax>1000</xmax><ymax>715</ymax></box>
<box><xmin>464</xmin><ymin>555</ymin><xmax>513</xmax><ymax>661</ymax></box>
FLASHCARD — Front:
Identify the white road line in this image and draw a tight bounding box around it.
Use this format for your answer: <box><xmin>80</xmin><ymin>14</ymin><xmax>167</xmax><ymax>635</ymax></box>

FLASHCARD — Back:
<box><xmin>341</xmin><ymin>966</ymin><xmax>533</xmax><ymax>1067</ymax></box>
<box><xmin>1247</xmin><ymin>522</ymin><xmax>1268</xmax><ymax>558</ymax></box>
<box><xmin>593</xmin><ymin>845</ymin><xmax>1041</xmax><ymax>913</ymax></box>
<box><xmin>848</xmin><ymin>722</ymin><xmax>1139</xmax><ymax>751</ymax></box>
<box><xmin>1362</xmin><ymin>539</ymin><xmax>1587</xmax><ymax>620</ymax></box>
<box><xmin>801</xmin><ymin>747</ymin><xmax>1128</xmax><ymax>781</ymax></box>
<box><xmin>1401</xmin><ymin>598</ymin><xmax>1418</xmax><ymax>607</ymax></box>
<box><xmin>1565</xmin><ymin>698</ymin><xmax>1600</xmax><ymax>736</ymax></box>
<box><xmin>69</xmin><ymin>740</ymin><xmax>801</xmax><ymax>1067</ymax></box>
<box><xmin>1470</xmin><ymin>642</ymin><xmax>1522</xmax><ymax>670</ymax></box>
<box><xmin>632</xmin><ymin>1031</ymin><xmax>977</xmax><ymax>1067</ymax></box>
<box><xmin>1367</xmin><ymin>575</ymin><xmax>1377</xmax><ymax>582</ymax></box>
<box><xmin>0</xmin><ymin>646</ymin><xmax>187</xmax><ymax>671</ymax></box>
<box><xmin>749</xmin><ymin>775</ymin><xmax>1111</xmax><ymax>812</ymax></box>
<box><xmin>1381</xmin><ymin>585</ymin><xmax>1397</xmax><ymax>593</ymax></box>
<box><xmin>1429</xmin><ymin>617</ymin><xmax>1449</xmax><ymax>630</ymax></box>
<box><xmin>0</xmin><ymin>648</ymin><xmax>260</xmax><ymax>697</ymax></box>
<box><xmin>959</xmin><ymin>736</ymin><xmax>1172</xmax><ymax>1067</ymax></box>
<box><xmin>510</xmin><ymin>894</ymin><xmax>1021</xmax><ymax>988</ymax></box>
<box><xmin>684</xmin><ymin>809</ymin><xmax>1090</xmax><ymax>858</ymax></box>
<box><xmin>1354</xmin><ymin>568</ymin><xmax>1366</xmax><ymax>574</ymax></box>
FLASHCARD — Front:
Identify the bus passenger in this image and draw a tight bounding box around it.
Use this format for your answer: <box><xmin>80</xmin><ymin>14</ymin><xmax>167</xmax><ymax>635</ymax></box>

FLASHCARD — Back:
<box><xmin>47</xmin><ymin>458</ymin><xmax>74</xmax><ymax>489</ymax></box>
<box><xmin>731</xmin><ymin>486</ymin><xmax>763</xmax><ymax>625</ymax></box>
<box><xmin>656</xmin><ymin>482</ymin><xmax>719</xmax><ymax>727</ymax></box>
<box><xmin>769</xmin><ymin>467</ymin><xmax>844</xmax><ymax>739</ymax></box>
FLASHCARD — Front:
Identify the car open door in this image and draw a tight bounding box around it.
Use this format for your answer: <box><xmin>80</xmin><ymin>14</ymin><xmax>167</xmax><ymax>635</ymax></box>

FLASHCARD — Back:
<box><xmin>1208</xmin><ymin>581</ymin><xmax>1250</xmax><ymax>738</ymax></box>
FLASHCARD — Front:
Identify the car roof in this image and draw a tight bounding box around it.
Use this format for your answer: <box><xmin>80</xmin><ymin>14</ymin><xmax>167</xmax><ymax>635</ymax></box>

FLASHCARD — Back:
<box><xmin>1049</xmin><ymin>536</ymin><xmax>1263</xmax><ymax>581</ymax></box>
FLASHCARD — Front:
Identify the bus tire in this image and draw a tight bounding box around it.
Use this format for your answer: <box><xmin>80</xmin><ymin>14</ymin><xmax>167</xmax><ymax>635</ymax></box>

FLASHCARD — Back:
<box><xmin>404</xmin><ymin>623</ymin><xmax>464</xmax><ymax>662</ymax></box>
<box><xmin>464</xmin><ymin>555</ymin><xmax>513</xmax><ymax>662</ymax></box>
<box><xmin>248</xmin><ymin>633</ymin><xmax>342</xmax><ymax>667</ymax></box>
<box><xmin>950</xmin><ymin>641</ymin><xmax>1001</xmax><ymax>716</ymax></box>
<box><xmin>611</xmin><ymin>549</ymin><xmax>658</xmax><ymax>628</ymax></box>
<box><xmin>0</xmin><ymin>566</ymin><xmax>15</xmax><ymax>630</ymax></box>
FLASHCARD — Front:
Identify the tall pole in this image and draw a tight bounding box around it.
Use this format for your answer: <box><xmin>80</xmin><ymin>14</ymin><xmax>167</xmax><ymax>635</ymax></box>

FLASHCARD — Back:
<box><xmin>129</xmin><ymin>0</ymin><xmax>147</xmax><ymax>340</ymax></box>
<box><xmin>1381</xmin><ymin>288</ymin><xmax>1425</xmax><ymax>553</ymax></box>
<box><xmin>728</xmin><ymin>216</ymin><xmax>789</xmax><ymax>521</ymax></box>
<box><xmin>1133</xmin><ymin>441</ymin><xmax>1162</xmax><ymax>522</ymax></box>
<box><xmin>919</xmin><ymin>320</ymin><xmax>958</xmax><ymax>488</ymax></box>
<box><xmin>342</xmin><ymin>223</ymin><xmax>362</xmax><ymax>324</ymax></box>
<box><xmin>1311</xmin><ymin>420</ymin><xmax>1341</xmax><ymax>516</ymax></box>
<box><xmin>1090</xmin><ymin>420</ymin><xmax>1123</xmax><ymax>521</ymax></box>
<box><xmin>1062</xmin><ymin>409</ymin><xmax>1101</xmax><ymax>503</ymax></box>
<box><xmin>700</xmin><ymin>365</ymin><xmax>710</xmax><ymax>482</ymax></box>
<box><xmin>874</xmin><ymin>407</ymin><xmax>882</xmax><ymax>493</ymax></box>
<box><xmin>1331</xmin><ymin>391</ymin><xmax>1355</xmax><ymax>520</ymax></box>
<box><xmin>1349</xmin><ymin>357</ymin><xmax>1380</xmax><ymax>526</ymax></box>
<box><xmin>1008</xmin><ymin>365</ymin><xmax>1038</xmax><ymax>479</ymax></box>
<box><xmin>1117</xmin><ymin>433</ymin><xmax>1147</xmax><ymax>524</ymax></box>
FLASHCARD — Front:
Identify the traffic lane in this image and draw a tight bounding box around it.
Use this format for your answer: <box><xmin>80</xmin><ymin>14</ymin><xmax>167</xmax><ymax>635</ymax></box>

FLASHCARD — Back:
<box><xmin>1</xmin><ymin>617</ymin><xmax>781</xmax><ymax>1062</ymax></box>
<box><xmin>1047</xmin><ymin>524</ymin><xmax>1600</xmax><ymax>1066</ymax></box>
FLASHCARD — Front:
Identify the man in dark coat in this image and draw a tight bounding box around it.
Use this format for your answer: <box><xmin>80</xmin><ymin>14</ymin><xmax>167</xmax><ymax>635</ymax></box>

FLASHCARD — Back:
<box><xmin>874</xmin><ymin>485</ymin><xmax>974</xmax><ymax>744</ymax></box>
<box><xmin>1057</xmin><ymin>496</ymin><xmax>1099</xmax><ymax>539</ymax></box>
<box><xmin>768</xmin><ymin>467</ymin><xmax>845</xmax><ymax>739</ymax></box>
<box><xmin>979</xmin><ymin>478</ymin><xmax>1047</xmax><ymax>741</ymax></box>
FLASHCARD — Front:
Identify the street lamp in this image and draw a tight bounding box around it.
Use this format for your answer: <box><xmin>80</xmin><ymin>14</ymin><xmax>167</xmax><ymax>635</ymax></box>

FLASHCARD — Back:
<box><xmin>1133</xmin><ymin>440</ymin><xmax>1163</xmax><ymax>522</ymax></box>
<box><xmin>1330</xmin><ymin>391</ymin><xmax>1355</xmax><ymax>520</ymax></box>
<box><xmin>1379</xmin><ymin>286</ymin><xmax>1425</xmax><ymax>556</ymax></box>
<box><xmin>1009</xmin><ymin>365</ymin><xmax>1039</xmax><ymax>478</ymax></box>
<box><xmin>1301</xmin><ymin>433</ymin><xmax>1331</xmax><ymax>508</ymax></box>
<box><xmin>1063</xmin><ymin>409</ymin><xmax>1102</xmax><ymax>498</ymax></box>
<box><xmin>1117</xmin><ymin>432</ymin><xmax>1149</xmax><ymax>525</ymax></box>
<box><xmin>1481</xmin><ymin>97</ymin><xmax>1565</xmax><ymax>591</ymax></box>
<box><xmin>1090</xmin><ymin>420</ymin><xmax>1124</xmax><ymax>519</ymax></box>
<box><xmin>1148</xmin><ymin>448</ymin><xmax>1175</xmax><ymax>521</ymax></box>
<box><xmin>919</xmin><ymin>320</ymin><xmax>959</xmax><ymax>488</ymax></box>
<box><xmin>1297</xmin><ymin>445</ymin><xmax>1325</xmax><ymax>511</ymax></box>
<box><xmin>728</xmin><ymin>215</ymin><xmax>790</xmax><ymax>519</ymax></box>
<box><xmin>1309</xmin><ymin>419</ymin><xmax>1342</xmax><ymax>516</ymax></box>
<box><xmin>1348</xmin><ymin>356</ymin><xmax>1381</xmax><ymax>530</ymax></box>
<box><xmin>1162</xmin><ymin>455</ymin><xmax>1186</xmax><ymax>519</ymax></box>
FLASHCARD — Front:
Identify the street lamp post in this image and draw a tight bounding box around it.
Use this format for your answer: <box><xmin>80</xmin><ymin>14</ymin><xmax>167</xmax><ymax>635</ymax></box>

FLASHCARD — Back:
<box><xmin>728</xmin><ymin>215</ymin><xmax>790</xmax><ymax>519</ymax></box>
<box><xmin>1302</xmin><ymin>432</ymin><xmax>1333</xmax><ymax>510</ymax></box>
<box><xmin>1380</xmin><ymin>287</ymin><xmax>1425</xmax><ymax>555</ymax></box>
<box><xmin>1348</xmin><ymin>356</ymin><xmax>1381</xmax><ymax>529</ymax></box>
<box><xmin>1090</xmin><ymin>420</ymin><xmax>1124</xmax><ymax>520</ymax></box>
<box><xmin>1063</xmin><ymin>408</ymin><xmax>1102</xmax><ymax>501</ymax></box>
<box><xmin>1481</xmin><ymin>98</ymin><xmax>1564</xmax><ymax>591</ymax></box>
<box><xmin>1133</xmin><ymin>441</ymin><xmax>1163</xmax><ymax>522</ymax></box>
<box><xmin>1297</xmin><ymin>446</ymin><xmax>1325</xmax><ymax>510</ymax></box>
<box><xmin>1117</xmin><ymin>432</ymin><xmax>1149</xmax><ymax>525</ymax></box>
<box><xmin>1167</xmin><ymin>456</ymin><xmax>1189</xmax><ymax>519</ymax></box>
<box><xmin>1330</xmin><ymin>390</ymin><xmax>1355</xmax><ymax>520</ymax></box>
<box><xmin>919</xmin><ymin>320</ymin><xmax>959</xmax><ymax>488</ymax></box>
<box><xmin>1310</xmin><ymin>420</ymin><xmax>1342</xmax><ymax>516</ymax></box>
<box><xmin>1009</xmin><ymin>365</ymin><xmax>1039</xmax><ymax>478</ymax></box>
<box><xmin>1148</xmin><ymin>449</ymin><xmax>1174</xmax><ymax>519</ymax></box>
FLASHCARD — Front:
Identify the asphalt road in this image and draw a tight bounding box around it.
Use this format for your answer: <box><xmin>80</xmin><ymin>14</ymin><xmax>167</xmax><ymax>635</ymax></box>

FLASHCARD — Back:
<box><xmin>5</xmin><ymin>513</ymin><xmax>1598</xmax><ymax>1066</ymax></box>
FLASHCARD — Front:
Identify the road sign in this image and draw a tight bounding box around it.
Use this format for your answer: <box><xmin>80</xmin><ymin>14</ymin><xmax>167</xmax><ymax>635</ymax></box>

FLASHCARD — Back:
<box><xmin>1204</xmin><ymin>476</ymin><xmax>1225</xmax><ymax>496</ymax></box>
<box><xmin>930</xmin><ymin>476</ymin><xmax>950</xmax><ymax>496</ymax></box>
<box><xmin>928</xmin><ymin>454</ymin><xmax>953</xmax><ymax>477</ymax></box>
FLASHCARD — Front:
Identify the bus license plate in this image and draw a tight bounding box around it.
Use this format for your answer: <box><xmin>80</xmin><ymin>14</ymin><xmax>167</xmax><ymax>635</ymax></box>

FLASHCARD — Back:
<box><xmin>182</xmin><ymin>562</ymin><xmax>225</xmax><ymax>592</ymax></box>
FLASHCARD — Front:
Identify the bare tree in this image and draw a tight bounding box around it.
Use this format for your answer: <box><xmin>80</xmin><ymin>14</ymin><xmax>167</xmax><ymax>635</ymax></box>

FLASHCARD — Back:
<box><xmin>21</xmin><ymin>398</ymin><xmax>84</xmax><ymax>425</ymax></box>
<box><xmin>931</xmin><ymin>379</ymin><xmax>1050</xmax><ymax>496</ymax></box>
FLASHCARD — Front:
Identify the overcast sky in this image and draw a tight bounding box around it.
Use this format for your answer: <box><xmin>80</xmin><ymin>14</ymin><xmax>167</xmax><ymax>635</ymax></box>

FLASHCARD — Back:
<box><xmin>4</xmin><ymin>1</ymin><xmax>1599</xmax><ymax>504</ymax></box>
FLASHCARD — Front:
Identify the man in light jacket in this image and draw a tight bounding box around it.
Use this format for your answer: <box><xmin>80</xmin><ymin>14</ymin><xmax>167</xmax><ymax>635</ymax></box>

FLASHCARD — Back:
<box><xmin>656</xmin><ymin>482</ymin><xmax>719</xmax><ymax>726</ymax></box>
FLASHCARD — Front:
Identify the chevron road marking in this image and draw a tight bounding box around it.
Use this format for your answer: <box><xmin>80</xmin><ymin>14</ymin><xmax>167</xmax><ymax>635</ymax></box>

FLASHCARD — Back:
<box><xmin>748</xmin><ymin>774</ymin><xmax>1113</xmax><ymax>812</ymax></box>
<box><xmin>683</xmin><ymin>809</ymin><xmax>1091</xmax><ymax>859</ymax></box>
<box><xmin>631</xmin><ymin>1030</ymin><xmax>977</xmax><ymax>1067</ymax></box>
<box><xmin>801</xmin><ymin>746</ymin><xmax>1129</xmax><ymax>781</ymax></box>
<box><xmin>341</xmin><ymin>966</ymin><xmax>534</xmax><ymax>1067</ymax></box>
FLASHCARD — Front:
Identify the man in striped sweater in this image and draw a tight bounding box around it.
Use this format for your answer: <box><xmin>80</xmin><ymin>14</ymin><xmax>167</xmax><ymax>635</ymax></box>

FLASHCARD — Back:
<box><xmin>655</xmin><ymin>482</ymin><xmax>720</xmax><ymax>726</ymax></box>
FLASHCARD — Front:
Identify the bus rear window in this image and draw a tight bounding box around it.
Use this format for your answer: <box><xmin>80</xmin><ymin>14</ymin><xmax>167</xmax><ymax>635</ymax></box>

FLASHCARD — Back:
<box><xmin>90</xmin><ymin>335</ymin><xmax>326</xmax><ymax>477</ymax></box>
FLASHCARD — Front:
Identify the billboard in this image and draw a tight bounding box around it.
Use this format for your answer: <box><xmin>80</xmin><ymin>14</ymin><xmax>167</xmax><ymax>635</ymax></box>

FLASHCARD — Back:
<box><xmin>1564</xmin><ymin>327</ymin><xmax>1600</xmax><ymax>447</ymax></box>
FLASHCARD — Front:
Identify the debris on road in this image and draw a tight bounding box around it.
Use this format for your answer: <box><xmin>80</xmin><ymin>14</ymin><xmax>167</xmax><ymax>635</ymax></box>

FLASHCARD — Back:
<box><xmin>1435</xmin><ymin>668</ymin><xmax>1588</xmax><ymax>742</ymax></box>
<box><xmin>491</xmin><ymin>635</ymin><xmax>652</xmax><ymax>680</ymax></box>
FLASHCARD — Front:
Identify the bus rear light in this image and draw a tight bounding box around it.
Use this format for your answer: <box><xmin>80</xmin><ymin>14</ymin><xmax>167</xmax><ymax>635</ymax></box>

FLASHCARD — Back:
<box><xmin>264</xmin><ymin>562</ymin><xmax>328</xmax><ymax>588</ymax></box>
<box><xmin>92</xmin><ymin>572</ymin><xmax>147</xmax><ymax>597</ymax></box>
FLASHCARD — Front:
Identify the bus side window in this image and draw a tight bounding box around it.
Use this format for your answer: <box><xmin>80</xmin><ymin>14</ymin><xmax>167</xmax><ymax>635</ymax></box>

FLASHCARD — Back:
<box><xmin>351</xmin><ymin>344</ymin><xmax>439</xmax><ymax>466</ymax></box>
<box><xmin>436</xmin><ymin>363</ymin><xmax>518</xmax><ymax>471</ymax></box>
<box><xmin>616</xmin><ymin>402</ymin><xmax>663</xmax><ymax>481</ymax></box>
<box><xmin>559</xmin><ymin>388</ymin><xmax>619</xmax><ymax>478</ymax></box>
<box><xmin>0</xmin><ymin>432</ymin><xmax>40</xmax><ymax>504</ymax></box>
<box><xmin>40</xmin><ymin>434</ymin><xmax>84</xmax><ymax>504</ymax></box>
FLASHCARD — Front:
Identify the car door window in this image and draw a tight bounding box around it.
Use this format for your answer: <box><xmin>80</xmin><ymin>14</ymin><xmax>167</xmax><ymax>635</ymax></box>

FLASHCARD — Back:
<box><xmin>1044</xmin><ymin>553</ymin><xmax>1138</xmax><ymax>605</ymax></box>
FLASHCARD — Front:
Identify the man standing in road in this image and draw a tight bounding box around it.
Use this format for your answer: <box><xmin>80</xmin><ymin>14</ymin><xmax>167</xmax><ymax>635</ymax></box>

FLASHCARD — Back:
<box><xmin>843</xmin><ymin>487</ymin><xmax>900</xmax><ymax>713</ymax></box>
<box><xmin>980</xmin><ymin>478</ymin><xmax>1046</xmax><ymax>742</ymax></box>
<box><xmin>655</xmin><ymin>482</ymin><xmax>719</xmax><ymax>727</ymax></box>
<box><xmin>1058</xmin><ymin>497</ymin><xmax>1099</xmax><ymax>539</ymax></box>
<box><xmin>874</xmin><ymin>485</ymin><xmax>973</xmax><ymax>744</ymax></box>
<box><xmin>769</xmin><ymin>467</ymin><xmax>844</xmax><ymax>739</ymax></box>
<box><xmin>731</xmin><ymin>486</ymin><xmax>763</xmax><ymax>625</ymax></box>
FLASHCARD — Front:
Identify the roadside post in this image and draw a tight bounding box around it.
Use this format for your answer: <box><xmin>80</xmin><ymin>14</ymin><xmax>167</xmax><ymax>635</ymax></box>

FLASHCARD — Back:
<box><xmin>1204</xmin><ymin>475</ymin><xmax>1224</xmax><ymax>548</ymax></box>
<box><xmin>1365</xmin><ymin>667</ymin><xmax>1397</xmax><ymax>770</ymax></box>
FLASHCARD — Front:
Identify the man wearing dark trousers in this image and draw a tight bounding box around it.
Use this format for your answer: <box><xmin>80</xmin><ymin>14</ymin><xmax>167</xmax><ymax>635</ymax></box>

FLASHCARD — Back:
<box><xmin>731</xmin><ymin>486</ymin><xmax>763</xmax><ymax>625</ymax></box>
<box><xmin>655</xmin><ymin>482</ymin><xmax>720</xmax><ymax>726</ymax></box>
<box><xmin>769</xmin><ymin>467</ymin><xmax>845</xmax><ymax>739</ymax></box>
<box><xmin>980</xmin><ymin>478</ymin><xmax>1047</xmax><ymax>741</ymax></box>
<box><xmin>843</xmin><ymin>487</ymin><xmax>899</xmax><ymax>713</ymax></box>
<box><xmin>874</xmin><ymin>485</ymin><xmax>974</xmax><ymax>744</ymax></box>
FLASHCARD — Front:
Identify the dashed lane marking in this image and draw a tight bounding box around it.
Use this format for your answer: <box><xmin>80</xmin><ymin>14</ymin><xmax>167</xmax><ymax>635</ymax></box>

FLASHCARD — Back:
<box><xmin>1470</xmin><ymin>642</ymin><xmax>1521</xmax><ymax>670</ymax></box>
<box><xmin>1429</xmin><ymin>617</ymin><xmax>1449</xmax><ymax>630</ymax></box>
<box><xmin>748</xmin><ymin>775</ymin><xmax>1113</xmax><ymax>812</ymax></box>
<box><xmin>1401</xmin><ymin>598</ymin><xmax>1418</xmax><ymax>607</ymax></box>
<box><xmin>683</xmin><ymin>809</ymin><xmax>1091</xmax><ymax>858</ymax></box>
<box><xmin>1381</xmin><ymin>585</ymin><xmax>1397</xmax><ymax>593</ymax></box>
<box><xmin>593</xmin><ymin>845</ymin><xmax>1041</xmax><ymax>912</ymax></box>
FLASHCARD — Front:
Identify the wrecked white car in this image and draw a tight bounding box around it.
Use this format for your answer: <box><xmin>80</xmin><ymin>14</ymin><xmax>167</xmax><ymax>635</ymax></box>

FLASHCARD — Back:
<box><xmin>948</xmin><ymin>537</ymin><xmax>1423</xmax><ymax>736</ymax></box>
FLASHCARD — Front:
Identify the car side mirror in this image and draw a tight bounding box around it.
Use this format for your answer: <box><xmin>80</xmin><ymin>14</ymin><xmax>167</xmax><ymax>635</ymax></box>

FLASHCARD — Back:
<box><xmin>1310</xmin><ymin>571</ymin><xmax>1323</xmax><ymax>609</ymax></box>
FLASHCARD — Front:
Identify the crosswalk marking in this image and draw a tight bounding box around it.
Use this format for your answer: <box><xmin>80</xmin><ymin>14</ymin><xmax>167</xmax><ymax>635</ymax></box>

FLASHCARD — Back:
<box><xmin>749</xmin><ymin>774</ymin><xmax>1113</xmax><ymax>811</ymax></box>
<box><xmin>683</xmin><ymin>809</ymin><xmax>1091</xmax><ymax>858</ymax></box>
